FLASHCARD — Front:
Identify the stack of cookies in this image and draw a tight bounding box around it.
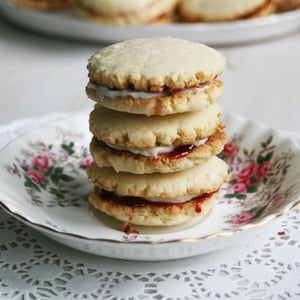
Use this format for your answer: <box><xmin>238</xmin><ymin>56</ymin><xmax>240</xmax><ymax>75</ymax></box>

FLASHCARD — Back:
<box><xmin>86</xmin><ymin>37</ymin><xmax>228</xmax><ymax>227</ymax></box>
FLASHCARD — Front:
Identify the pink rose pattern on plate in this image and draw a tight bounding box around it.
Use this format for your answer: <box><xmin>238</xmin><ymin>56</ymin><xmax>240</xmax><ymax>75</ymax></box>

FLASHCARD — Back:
<box><xmin>4</xmin><ymin>129</ymin><xmax>296</xmax><ymax>229</ymax></box>
<box><xmin>219</xmin><ymin>135</ymin><xmax>295</xmax><ymax>226</ymax></box>
<box><xmin>6</xmin><ymin>130</ymin><xmax>92</xmax><ymax>207</ymax></box>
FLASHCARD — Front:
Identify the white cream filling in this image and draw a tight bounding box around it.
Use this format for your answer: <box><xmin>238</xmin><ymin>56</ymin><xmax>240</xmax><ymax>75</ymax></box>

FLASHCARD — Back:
<box><xmin>87</xmin><ymin>81</ymin><xmax>212</xmax><ymax>99</ymax></box>
<box><xmin>104</xmin><ymin>137</ymin><xmax>208</xmax><ymax>157</ymax></box>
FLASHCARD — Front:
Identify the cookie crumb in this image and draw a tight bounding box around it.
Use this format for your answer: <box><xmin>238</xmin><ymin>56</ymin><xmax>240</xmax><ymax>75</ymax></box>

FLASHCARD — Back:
<box><xmin>123</xmin><ymin>223</ymin><xmax>139</xmax><ymax>234</ymax></box>
<box><xmin>277</xmin><ymin>231</ymin><xmax>285</xmax><ymax>236</ymax></box>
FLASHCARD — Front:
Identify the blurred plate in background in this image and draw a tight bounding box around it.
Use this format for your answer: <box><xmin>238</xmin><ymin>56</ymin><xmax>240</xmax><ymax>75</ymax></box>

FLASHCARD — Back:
<box><xmin>1</xmin><ymin>1</ymin><xmax>300</xmax><ymax>45</ymax></box>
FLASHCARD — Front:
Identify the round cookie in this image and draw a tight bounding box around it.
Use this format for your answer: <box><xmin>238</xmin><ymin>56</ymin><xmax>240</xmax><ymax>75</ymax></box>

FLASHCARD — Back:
<box><xmin>87</xmin><ymin>156</ymin><xmax>228</xmax><ymax>199</ymax></box>
<box><xmin>74</xmin><ymin>0</ymin><xmax>178</xmax><ymax>25</ymax></box>
<box><xmin>86</xmin><ymin>79</ymin><xmax>223</xmax><ymax>116</ymax></box>
<box><xmin>87</xmin><ymin>37</ymin><xmax>225</xmax><ymax>92</ymax></box>
<box><xmin>89</xmin><ymin>104</ymin><xmax>222</xmax><ymax>149</ymax></box>
<box><xmin>273</xmin><ymin>0</ymin><xmax>300</xmax><ymax>12</ymax></box>
<box><xmin>179</xmin><ymin>0</ymin><xmax>274</xmax><ymax>22</ymax></box>
<box><xmin>90</xmin><ymin>124</ymin><xmax>227</xmax><ymax>174</ymax></box>
<box><xmin>89</xmin><ymin>187</ymin><xmax>216</xmax><ymax>226</ymax></box>
<box><xmin>15</xmin><ymin>0</ymin><xmax>73</xmax><ymax>9</ymax></box>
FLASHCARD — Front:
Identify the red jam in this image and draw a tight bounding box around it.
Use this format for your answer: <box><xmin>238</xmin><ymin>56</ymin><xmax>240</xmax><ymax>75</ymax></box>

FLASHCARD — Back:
<box><xmin>101</xmin><ymin>140</ymin><xmax>201</xmax><ymax>161</ymax></box>
<box><xmin>194</xmin><ymin>200</ymin><xmax>202</xmax><ymax>213</ymax></box>
<box><xmin>97</xmin><ymin>188</ymin><xmax>216</xmax><ymax>213</ymax></box>
<box><xmin>123</xmin><ymin>223</ymin><xmax>139</xmax><ymax>234</ymax></box>
<box><xmin>98</xmin><ymin>189</ymin><xmax>151</xmax><ymax>208</ymax></box>
<box><xmin>160</xmin><ymin>143</ymin><xmax>198</xmax><ymax>160</ymax></box>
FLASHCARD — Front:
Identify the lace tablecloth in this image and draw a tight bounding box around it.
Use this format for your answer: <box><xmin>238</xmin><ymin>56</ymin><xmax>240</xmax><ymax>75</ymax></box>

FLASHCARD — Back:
<box><xmin>1</xmin><ymin>115</ymin><xmax>300</xmax><ymax>300</ymax></box>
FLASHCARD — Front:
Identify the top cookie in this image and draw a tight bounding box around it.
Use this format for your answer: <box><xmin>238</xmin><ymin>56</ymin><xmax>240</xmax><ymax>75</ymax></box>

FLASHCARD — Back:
<box><xmin>179</xmin><ymin>0</ymin><xmax>269</xmax><ymax>22</ymax></box>
<box><xmin>87</xmin><ymin>37</ymin><xmax>225</xmax><ymax>92</ymax></box>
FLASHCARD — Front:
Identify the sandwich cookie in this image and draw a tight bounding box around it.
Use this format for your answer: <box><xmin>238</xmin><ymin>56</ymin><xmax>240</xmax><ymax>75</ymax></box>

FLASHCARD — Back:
<box><xmin>86</xmin><ymin>37</ymin><xmax>225</xmax><ymax>115</ymax></box>
<box><xmin>86</xmin><ymin>78</ymin><xmax>223</xmax><ymax>116</ymax></box>
<box><xmin>88</xmin><ymin>156</ymin><xmax>228</xmax><ymax>226</ymax></box>
<box><xmin>179</xmin><ymin>0</ymin><xmax>275</xmax><ymax>22</ymax></box>
<box><xmin>74</xmin><ymin>0</ymin><xmax>178</xmax><ymax>25</ymax></box>
<box><xmin>89</xmin><ymin>104</ymin><xmax>226</xmax><ymax>174</ymax></box>
<box><xmin>90</xmin><ymin>124</ymin><xmax>227</xmax><ymax>174</ymax></box>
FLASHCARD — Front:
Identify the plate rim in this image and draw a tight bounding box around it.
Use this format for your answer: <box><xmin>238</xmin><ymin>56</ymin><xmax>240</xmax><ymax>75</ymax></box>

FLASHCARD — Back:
<box><xmin>1</xmin><ymin>198</ymin><xmax>300</xmax><ymax>245</ymax></box>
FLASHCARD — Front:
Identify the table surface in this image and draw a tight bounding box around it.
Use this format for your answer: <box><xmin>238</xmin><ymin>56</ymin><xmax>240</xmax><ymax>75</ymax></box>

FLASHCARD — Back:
<box><xmin>0</xmin><ymin>7</ymin><xmax>300</xmax><ymax>300</ymax></box>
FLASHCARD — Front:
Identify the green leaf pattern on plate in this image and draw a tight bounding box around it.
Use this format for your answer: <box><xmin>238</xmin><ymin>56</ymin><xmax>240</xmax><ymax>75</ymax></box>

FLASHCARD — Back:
<box><xmin>219</xmin><ymin>135</ymin><xmax>294</xmax><ymax>225</ymax></box>
<box><xmin>6</xmin><ymin>130</ymin><xmax>93</xmax><ymax>207</ymax></box>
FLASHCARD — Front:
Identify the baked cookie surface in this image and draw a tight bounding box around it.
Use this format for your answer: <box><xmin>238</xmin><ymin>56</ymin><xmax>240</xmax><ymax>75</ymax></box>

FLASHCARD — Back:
<box><xmin>15</xmin><ymin>0</ymin><xmax>73</xmax><ymax>9</ymax></box>
<box><xmin>179</xmin><ymin>0</ymin><xmax>272</xmax><ymax>22</ymax></box>
<box><xmin>87</xmin><ymin>37</ymin><xmax>225</xmax><ymax>92</ymax></box>
<box><xmin>89</xmin><ymin>104</ymin><xmax>222</xmax><ymax>148</ymax></box>
<box><xmin>75</xmin><ymin>0</ymin><xmax>178</xmax><ymax>25</ymax></box>
<box><xmin>88</xmin><ymin>156</ymin><xmax>228</xmax><ymax>199</ymax></box>
<box><xmin>90</xmin><ymin>124</ymin><xmax>227</xmax><ymax>174</ymax></box>
<box><xmin>273</xmin><ymin>0</ymin><xmax>300</xmax><ymax>12</ymax></box>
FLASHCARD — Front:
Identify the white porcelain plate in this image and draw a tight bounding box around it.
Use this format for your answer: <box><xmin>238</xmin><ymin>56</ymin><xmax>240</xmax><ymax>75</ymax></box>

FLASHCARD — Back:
<box><xmin>0</xmin><ymin>111</ymin><xmax>299</xmax><ymax>261</ymax></box>
<box><xmin>1</xmin><ymin>1</ymin><xmax>300</xmax><ymax>45</ymax></box>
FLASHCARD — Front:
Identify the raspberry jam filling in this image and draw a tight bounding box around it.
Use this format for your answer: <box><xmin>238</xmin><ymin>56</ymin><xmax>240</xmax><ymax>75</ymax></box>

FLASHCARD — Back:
<box><xmin>97</xmin><ymin>188</ymin><xmax>216</xmax><ymax>211</ymax></box>
<box><xmin>102</xmin><ymin>137</ymin><xmax>208</xmax><ymax>159</ymax></box>
<box><xmin>156</xmin><ymin>143</ymin><xmax>200</xmax><ymax>160</ymax></box>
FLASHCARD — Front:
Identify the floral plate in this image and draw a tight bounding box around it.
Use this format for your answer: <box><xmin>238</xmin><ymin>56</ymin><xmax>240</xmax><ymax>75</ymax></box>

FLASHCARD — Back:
<box><xmin>0</xmin><ymin>112</ymin><xmax>299</xmax><ymax>261</ymax></box>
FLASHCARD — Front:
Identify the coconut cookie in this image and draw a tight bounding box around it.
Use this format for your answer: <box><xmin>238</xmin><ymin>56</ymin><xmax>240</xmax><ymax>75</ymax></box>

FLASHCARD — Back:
<box><xmin>90</xmin><ymin>124</ymin><xmax>227</xmax><ymax>174</ymax></box>
<box><xmin>87</xmin><ymin>38</ymin><xmax>225</xmax><ymax>92</ymax></box>
<box><xmin>179</xmin><ymin>0</ymin><xmax>274</xmax><ymax>22</ymax></box>
<box><xmin>273</xmin><ymin>0</ymin><xmax>300</xmax><ymax>12</ymax></box>
<box><xmin>15</xmin><ymin>0</ymin><xmax>73</xmax><ymax>9</ymax></box>
<box><xmin>88</xmin><ymin>156</ymin><xmax>228</xmax><ymax>200</ymax></box>
<box><xmin>87</xmin><ymin>156</ymin><xmax>228</xmax><ymax>226</ymax></box>
<box><xmin>89</xmin><ymin>104</ymin><xmax>222</xmax><ymax>149</ymax></box>
<box><xmin>74</xmin><ymin>0</ymin><xmax>178</xmax><ymax>25</ymax></box>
